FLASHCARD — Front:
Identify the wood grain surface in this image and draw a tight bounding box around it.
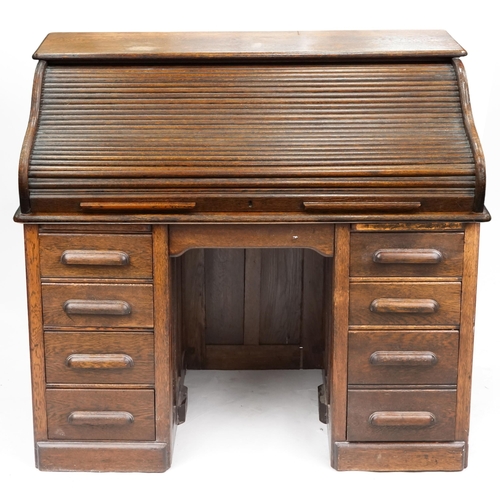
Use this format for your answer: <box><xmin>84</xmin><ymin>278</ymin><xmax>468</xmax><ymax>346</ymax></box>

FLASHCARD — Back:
<box><xmin>33</xmin><ymin>31</ymin><xmax>466</xmax><ymax>60</ymax></box>
<box><xmin>15</xmin><ymin>31</ymin><xmax>489</xmax><ymax>473</ymax></box>
<box><xmin>21</xmin><ymin>60</ymin><xmax>482</xmax><ymax>218</ymax></box>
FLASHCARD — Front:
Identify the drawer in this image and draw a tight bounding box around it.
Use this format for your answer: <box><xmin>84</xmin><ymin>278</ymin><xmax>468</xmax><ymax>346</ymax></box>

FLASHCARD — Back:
<box><xmin>350</xmin><ymin>232</ymin><xmax>464</xmax><ymax>277</ymax></box>
<box><xmin>40</xmin><ymin>233</ymin><xmax>153</xmax><ymax>279</ymax></box>
<box><xmin>348</xmin><ymin>330</ymin><xmax>458</xmax><ymax>385</ymax></box>
<box><xmin>347</xmin><ymin>389</ymin><xmax>456</xmax><ymax>442</ymax></box>
<box><xmin>46</xmin><ymin>388</ymin><xmax>155</xmax><ymax>441</ymax></box>
<box><xmin>45</xmin><ymin>332</ymin><xmax>154</xmax><ymax>384</ymax></box>
<box><xmin>349</xmin><ymin>282</ymin><xmax>461</xmax><ymax>327</ymax></box>
<box><xmin>42</xmin><ymin>283</ymin><xmax>153</xmax><ymax>328</ymax></box>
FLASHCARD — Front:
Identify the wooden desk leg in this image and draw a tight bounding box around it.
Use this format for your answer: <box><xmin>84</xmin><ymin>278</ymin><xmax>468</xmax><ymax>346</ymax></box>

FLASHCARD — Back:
<box><xmin>330</xmin><ymin>224</ymin><xmax>350</xmax><ymax>462</ymax></box>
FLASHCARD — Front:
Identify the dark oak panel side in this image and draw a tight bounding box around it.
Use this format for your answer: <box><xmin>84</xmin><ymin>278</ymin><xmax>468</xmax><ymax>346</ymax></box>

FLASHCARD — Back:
<box><xmin>330</xmin><ymin>224</ymin><xmax>349</xmax><ymax>443</ymax></box>
<box><xmin>24</xmin><ymin>225</ymin><xmax>48</xmax><ymax>450</ymax></box>
<box><xmin>181</xmin><ymin>249</ymin><xmax>206</xmax><ymax>369</ymax></box>
<box><xmin>153</xmin><ymin>225</ymin><xmax>172</xmax><ymax>454</ymax></box>
<box><xmin>456</xmin><ymin>223</ymin><xmax>480</xmax><ymax>449</ymax></box>
<box><xmin>454</xmin><ymin>60</ymin><xmax>486</xmax><ymax>212</ymax></box>
<box><xmin>19</xmin><ymin>62</ymin><xmax>45</xmax><ymax>213</ymax></box>
<box><xmin>301</xmin><ymin>249</ymin><xmax>326</xmax><ymax>368</ymax></box>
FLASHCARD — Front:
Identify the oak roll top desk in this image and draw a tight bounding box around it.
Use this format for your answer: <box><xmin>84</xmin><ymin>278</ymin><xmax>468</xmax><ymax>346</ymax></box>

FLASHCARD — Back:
<box><xmin>15</xmin><ymin>31</ymin><xmax>489</xmax><ymax>472</ymax></box>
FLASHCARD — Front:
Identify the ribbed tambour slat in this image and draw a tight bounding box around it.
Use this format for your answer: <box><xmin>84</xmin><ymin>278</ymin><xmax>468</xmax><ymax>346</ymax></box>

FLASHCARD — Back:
<box><xmin>27</xmin><ymin>63</ymin><xmax>476</xmax><ymax>214</ymax></box>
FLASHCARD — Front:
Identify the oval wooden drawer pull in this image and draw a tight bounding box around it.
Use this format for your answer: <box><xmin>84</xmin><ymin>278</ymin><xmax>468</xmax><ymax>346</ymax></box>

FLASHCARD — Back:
<box><xmin>65</xmin><ymin>353</ymin><xmax>134</xmax><ymax>370</ymax></box>
<box><xmin>370</xmin><ymin>298</ymin><xmax>439</xmax><ymax>314</ymax></box>
<box><xmin>63</xmin><ymin>299</ymin><xmax>132</xmax><ymax>316</ymax></box>
<box><xmin>369</xmin><ymin>350</ymin><xmax>438</xmax><ymax>366</ymax></box>
<box><xmin>369</xmin><ymin>411</ymin><xmax>436</xmax><ymax>428</ymax></box>
<box><xmin>61</xmin><ymin>250</ymin><xmax>130</xmax><ymax>267</ymax></box>
<box><xmin>68</xmin><ymin>411</ymin><xmax>134</xmax><ymax>426</ymax></box>
<box><xmin>372</xmin><ymin>249</ymin><xmax>443</xmax><ymax>265</ymax></box>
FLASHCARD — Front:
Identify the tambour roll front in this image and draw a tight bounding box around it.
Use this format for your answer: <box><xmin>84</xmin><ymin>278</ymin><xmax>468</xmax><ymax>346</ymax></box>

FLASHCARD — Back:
<box><xmin>15</xmin><ymin>31</ymin><xmax>489</xmax><ymax>472</ymax></box>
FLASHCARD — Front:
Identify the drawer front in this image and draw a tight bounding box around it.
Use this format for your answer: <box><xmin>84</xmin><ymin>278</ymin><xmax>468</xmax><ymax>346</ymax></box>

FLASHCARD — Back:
<box><xmin>40</xmin><ymin>233</ymin><xmax>153</xmax><ymax>279</ymax></box>
<box><xmin>350</xmin><ymin>232</ymin><xmax>464</xmax><ymax>277</ymax></box>
<box><xmin>348</xmin><ymin>330</ymin><xmax>458</xmax><ymax>385</ymax></box>
<box><xmin>347</xmin><ymin>389</ymin><xmax>456</xmax><ymax>442</ymax></box>
<box><xmin>45</xmin><ymin>332</ymin><xmax>154</xmax><ymax>384</ymax></box>
<box><xmin>349</xmin><ymin>282</ymin><xmax>461</xmax><ymax>327</ymax></box>
<box><xmin>46</xmin><ymin>389</ymin><xmax>155</xmax><ymax>441</ymax></box>
<box><xmin>42</xmin><ymin>283</ymin><xmax>154</xmax><ymax>328</ymax></box>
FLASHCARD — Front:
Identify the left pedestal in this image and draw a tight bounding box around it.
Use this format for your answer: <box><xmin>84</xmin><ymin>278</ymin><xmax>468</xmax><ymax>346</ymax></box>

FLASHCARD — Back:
<box><xmin>24</xmin><ymin>224</ymin><xmax>176</xmax><ymax>472</ymax></box>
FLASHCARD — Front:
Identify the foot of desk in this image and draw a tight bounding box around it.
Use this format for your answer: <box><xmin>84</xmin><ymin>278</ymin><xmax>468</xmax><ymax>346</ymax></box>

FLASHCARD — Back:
<box><xmin>36</xmin><ymin>441</ymin><xmax>170</xmax><ymax>472</ymax></box>
<box><xmin>333</xmin><ymin>442</ymin><xmax>466</xmax><ymax>471</ymax></box>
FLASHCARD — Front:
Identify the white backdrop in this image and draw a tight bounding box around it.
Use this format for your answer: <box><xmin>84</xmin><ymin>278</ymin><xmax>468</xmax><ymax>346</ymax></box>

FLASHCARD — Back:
<box><xmin>1</xmin><ymin>1</ymin><xmax>498</xmax><ymax>498</ymax></box>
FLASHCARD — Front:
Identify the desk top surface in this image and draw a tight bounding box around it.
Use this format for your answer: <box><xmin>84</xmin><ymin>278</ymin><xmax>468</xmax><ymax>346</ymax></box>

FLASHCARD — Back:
<box><xmin>33</xmin><ymin>31</ymin><xmax>466</xmax><ymax>60</ymax></box>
